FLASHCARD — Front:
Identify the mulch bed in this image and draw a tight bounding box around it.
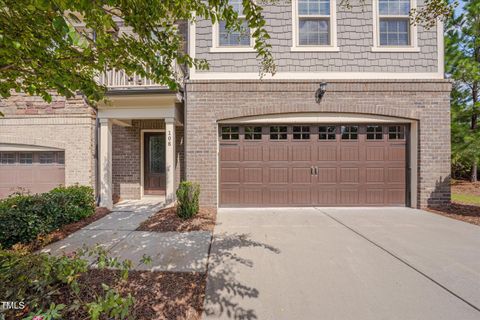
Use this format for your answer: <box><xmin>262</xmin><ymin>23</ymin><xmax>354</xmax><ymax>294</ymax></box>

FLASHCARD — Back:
<box><xmin>425</xmin><ymin>180</ymin><xmax>480</xmax><ymax>226</ymax></box>
<box><xmin>58</xmin><ymin>269</ymin><xmax>206</xmax><ymax>320</ymax></box>
<box><xmin>13</xmin><ymin>207</ymin><xmax>111</xmax><ymax>252</ymax></box>
<box><xmin>427</xmin><ymin>203</ymin><xmax>480</xmax><ymax>226</ymax></box>
<box><xmin>137</xmin><ymin>206</ymin><xmax>217</xmax><ymax>232</ymax></box>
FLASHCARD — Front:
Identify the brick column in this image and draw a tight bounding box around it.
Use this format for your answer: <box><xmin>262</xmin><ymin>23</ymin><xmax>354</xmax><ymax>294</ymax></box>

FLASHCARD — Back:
<box><xmin>99</xmin><ymin>118</ymin><xmax>113</xmax><ymax>209</ymax></box>
<box><xmin>165</xmin><ymin>118</ymin><xmax>176</xmax><ymax>203</ymax></box>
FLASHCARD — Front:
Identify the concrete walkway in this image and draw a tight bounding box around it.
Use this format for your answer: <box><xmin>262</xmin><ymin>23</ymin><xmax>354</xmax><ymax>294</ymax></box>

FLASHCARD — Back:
<box><xmin>41</xmin><ymin>199</ymin><xmax>211</xmax><ymax>272</ymax></box>
<box><xmin>204</xmin><ymin>207</ymin><xmax>480</xmax><ymax>320</ymax></box>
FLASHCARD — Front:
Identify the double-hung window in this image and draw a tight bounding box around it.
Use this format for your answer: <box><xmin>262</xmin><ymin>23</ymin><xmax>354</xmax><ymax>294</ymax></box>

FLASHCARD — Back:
<box><xmin>212</xmin><ymin>0</ymin><xmax>253</xmax><ymax>52</ymax></box>
<box><xmin>292</xmin><ymin>0</ymin><xmax>338</xmax><ymax>51</ymax></box>
<box><xmin>373</xmin><ymin>0</ymin><xmax>418</xmax><ymax>51</ymax></box>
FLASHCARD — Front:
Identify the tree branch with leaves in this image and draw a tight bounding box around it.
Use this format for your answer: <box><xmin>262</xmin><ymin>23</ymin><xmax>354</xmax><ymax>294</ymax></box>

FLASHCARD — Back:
<box><xmin>0</xmin><ymin>0</ymin><xmax>276</xmax><ymax>104</ymax></box>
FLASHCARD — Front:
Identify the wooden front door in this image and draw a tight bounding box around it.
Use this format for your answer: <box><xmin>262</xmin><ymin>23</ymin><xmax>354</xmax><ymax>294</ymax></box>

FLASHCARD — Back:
<box><xmin>144</xmin><ymin>132</ymin><xmax>166</xmax><ymax>195</ymax></box>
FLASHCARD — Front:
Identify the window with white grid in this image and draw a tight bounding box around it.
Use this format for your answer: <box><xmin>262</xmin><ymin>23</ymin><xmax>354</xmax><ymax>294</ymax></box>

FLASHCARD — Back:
<box><xmin>297</xmin><ymin>0</ymin><xmax>331</xmax><ymax>46</ymax></box>
<box><xmin>218</xmin><ymin>0</ymin><xmax>251</xmax><ymax>47</ymax></box>
<box><xmin>378</xmin><ymin>0</ymin><xmax>411</xmax><ymax>46</ymax></box>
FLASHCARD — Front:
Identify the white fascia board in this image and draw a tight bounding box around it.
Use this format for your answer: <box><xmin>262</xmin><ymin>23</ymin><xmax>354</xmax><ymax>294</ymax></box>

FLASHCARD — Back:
<box><xmin>190</xmin><ymin>71</ymin><xmax>444</xmax><ymax>80</ymax></box>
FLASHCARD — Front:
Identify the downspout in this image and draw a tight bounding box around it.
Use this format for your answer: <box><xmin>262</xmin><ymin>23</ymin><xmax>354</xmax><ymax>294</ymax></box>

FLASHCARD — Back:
<box><xmin>91</xmin><ymin>30</ymin><xmax>101</xmax><ymax>205</ymax></box>
<box><xmin>183</xmin><ymin>75</ymin><xmax>188</xmax><ymax>183</ymax></box>
<box><xmin>84</xmin><ymin>93</ymin><xmax>101</xmax><ymax>206</ymax></box>
<box><xmin>95</xmin><ymin>116</ymin><xmax>100</xmax><ymax>206</ymax></box>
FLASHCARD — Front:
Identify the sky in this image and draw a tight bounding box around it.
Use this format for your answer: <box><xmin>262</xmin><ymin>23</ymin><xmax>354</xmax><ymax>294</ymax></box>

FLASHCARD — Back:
<box><xmin>454</xmin><ymin>0</ymin><xmax>466</xmax><ymax>17</ymax></box>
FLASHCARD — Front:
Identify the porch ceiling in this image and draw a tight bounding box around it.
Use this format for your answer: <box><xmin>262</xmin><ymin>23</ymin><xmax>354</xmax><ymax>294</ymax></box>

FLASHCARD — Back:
<box><xmin>98</xmin><ymin>93</ymin><xmax>184</xmax><ymax>125</ymax></box>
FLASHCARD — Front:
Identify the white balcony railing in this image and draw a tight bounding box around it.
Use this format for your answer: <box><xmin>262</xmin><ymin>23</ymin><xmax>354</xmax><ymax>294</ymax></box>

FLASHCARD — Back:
<box><xmin>97</xmin><ymin>68</ymin><xmax>163</xmax><ymax>89</ymax></box>
<box><xmin>97</xmin><ymin>63</ymin><xmax>184</xmax><ymax>90</ymax></box>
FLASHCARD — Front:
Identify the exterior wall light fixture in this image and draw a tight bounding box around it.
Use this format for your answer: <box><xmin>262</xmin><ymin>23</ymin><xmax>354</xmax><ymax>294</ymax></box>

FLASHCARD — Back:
<box><xmin>315</xmin><ymin>82</ymin><xmax>327</xmax><ymax>103</ymax></box>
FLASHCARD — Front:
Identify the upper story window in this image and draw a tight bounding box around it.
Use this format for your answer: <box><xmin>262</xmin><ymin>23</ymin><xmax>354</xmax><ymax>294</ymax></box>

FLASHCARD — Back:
<box><xmin>219</xmin><ymin>20</ymin><xmax>250</xmax><ymax>47</ymax></box>
<box><xmin>292</xmin><ymin>0</ymin><xmax>338</xmax><ymax>52</ymax></box>
<box><xmin>379</xmin><ymin>0</ymin><xmax>410</xmax><ymax>46</ymax></box>
<box><xmin>211</xmin><ymin>0</ymin><xmax>254</xmax><ymax>52</ymax></box>
<box><xmin>373</xmin><ymin>0</ymin><xmax>419</xmax><ymax>52</ymax></box>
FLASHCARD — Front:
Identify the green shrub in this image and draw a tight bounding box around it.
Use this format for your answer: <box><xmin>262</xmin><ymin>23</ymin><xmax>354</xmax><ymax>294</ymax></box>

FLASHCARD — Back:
<box><xmin>176</xmin><ymin>181</ymin><xmax>200</xmax><ymax>219</ymax></box>
<box><xmin>0</xmin><ymin>248</ymin><xmax>135</xmax><ymax>320</ymax></box>
<box><xmin>0</xmin><ymin>185</ymin><xmax>95</xmax><ymax>249</ymax></box>
<box><xmin>47</xmin><ymin>185</ymin><xmax>96</xmax><ymax>224</ymax></box>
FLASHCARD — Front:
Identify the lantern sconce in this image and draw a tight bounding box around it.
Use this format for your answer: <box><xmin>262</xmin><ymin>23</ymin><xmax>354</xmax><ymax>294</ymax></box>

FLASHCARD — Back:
<box><xmin>315</xmin><ymin>82</ymin><xmax>327</xmax><ymax>103</ymax></box>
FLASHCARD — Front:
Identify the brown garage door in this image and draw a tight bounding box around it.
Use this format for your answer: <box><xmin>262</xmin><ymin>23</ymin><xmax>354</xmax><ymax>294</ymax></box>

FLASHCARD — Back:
<box><xmin>0</xmin><ymin>151</ymin><xmax>65</xmax><ymax>198</ymax></box>
<box><xmin>219</xmin><ymin>124</ymin><xmax>407</xmax><ymax>207</ymax></box>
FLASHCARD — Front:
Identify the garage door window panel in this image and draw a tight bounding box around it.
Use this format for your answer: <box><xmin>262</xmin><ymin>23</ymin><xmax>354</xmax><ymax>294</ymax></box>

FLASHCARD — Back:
<box><xmin>388</xmin><ymin>125</ymin><xmax>405</xmax><ymax>140</ymax></box>
<box><xmin>293</xmin><ymin>126</ymin><xmax>310</xmax><ymax>140</ymax></box>
<box><xmin>319</xmin><ymin>126</ymin><xmax>336</xmax><ymax>140</ymax></box>
<box><xmin>57</xmin><ymin>152</ymin><xmax>65</xmax><ymax>165</ymax></box>
<box><xmin>39</xmin><ymin>152</ymin><xmax>55</xmax><ymax>164</ymax></box>
<box><xmin>270</xmin><ymin>126</ymin><xmax>288</xmax><ymax>140</ymax></box>
<box><xmin>0</xmin><ymin>152</ymin><xmax>16</xmax><ymax>165</ymax></box>
<box><xmin>367</xmin><ymin>125</ymin><xmax>383</xmax><ymax>140</ymax></box>
<box><xmin>341</xmin><ymin>126</ymin><xmax>358</xmax><ymax>140</ymax></box>
<box><xmin>221</xmin><ymin>126</ymin><xmax>239</xmax><ymax>140</ymax></box>
<box><xmin>245</xmin><ymin>126</ymin><xmax>262</xmax><ymax>140</ymax></box>
<box><xmin>19</xmin><ymin>153</ymin><xmax>33</xmax><ymax>165</ymax></box>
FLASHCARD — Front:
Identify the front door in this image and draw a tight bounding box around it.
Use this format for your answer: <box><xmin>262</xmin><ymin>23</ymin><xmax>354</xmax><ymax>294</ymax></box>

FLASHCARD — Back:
<box><xmin>144</xmin><ymin>132</ymin><xmax>166</xmax><ymax>195</ymax></box>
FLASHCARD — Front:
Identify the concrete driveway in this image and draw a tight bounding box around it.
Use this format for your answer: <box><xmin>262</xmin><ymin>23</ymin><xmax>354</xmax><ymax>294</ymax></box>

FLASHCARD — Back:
<box><xmin>203</xmin><ymin>207</ymin><xmax>480</xmax><ymax>320</ymax></box>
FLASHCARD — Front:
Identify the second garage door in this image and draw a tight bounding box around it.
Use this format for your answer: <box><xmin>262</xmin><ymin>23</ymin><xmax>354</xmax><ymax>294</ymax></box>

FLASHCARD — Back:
<box><xmin>0</xmin><ymin>151</ymin><xmax>65</xmax><ymax>198</ymax></box>
<box><xmin>219</xmin><ymin>124</ymin><xmax>407</xmax><ymax>207</ymax></box>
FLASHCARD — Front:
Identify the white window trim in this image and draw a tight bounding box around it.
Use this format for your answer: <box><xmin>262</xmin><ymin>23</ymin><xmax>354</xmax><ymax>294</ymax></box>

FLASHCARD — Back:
<box><xmin>210</xmin><ymin>11</ymin><xmax>255</xmax><ymax>53</ymax></box>
<box><xmin>291</xmin><ymin>0</ymin><xmax>339</xmax><ymax>52</ymax></box>
<box><xmin>371</xmin><ymin>0</ymin><xmax>420</xmax><ymax>52</ymax></box>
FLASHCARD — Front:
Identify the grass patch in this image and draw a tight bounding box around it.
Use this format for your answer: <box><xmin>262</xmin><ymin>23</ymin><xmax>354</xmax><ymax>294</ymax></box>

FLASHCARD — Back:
<box><xmin>452</xmin><ymin>193</ymin><xmax>480</xmax><ymax>206</ymax></box>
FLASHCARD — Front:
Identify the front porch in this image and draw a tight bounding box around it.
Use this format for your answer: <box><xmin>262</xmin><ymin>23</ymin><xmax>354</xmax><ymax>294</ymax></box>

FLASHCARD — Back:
<box><xmin>97</xmin><ymin>94</ymin><xmax>183</xmax><ymax>209</ymax></box>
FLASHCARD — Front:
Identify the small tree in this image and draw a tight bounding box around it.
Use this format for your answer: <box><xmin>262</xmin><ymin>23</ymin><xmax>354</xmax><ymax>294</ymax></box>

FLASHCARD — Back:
<box><xmin>176</xmin><ymin>181</ymin><xmax>200</xmax><ymax>219</ymax></box>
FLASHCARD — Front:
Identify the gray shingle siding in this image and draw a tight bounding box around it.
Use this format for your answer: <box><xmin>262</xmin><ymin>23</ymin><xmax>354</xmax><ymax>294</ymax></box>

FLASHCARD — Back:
<box><xmin>194</xmin><ymin>0</ymin><xmax>439</xmax><ymax>73</ymax></box>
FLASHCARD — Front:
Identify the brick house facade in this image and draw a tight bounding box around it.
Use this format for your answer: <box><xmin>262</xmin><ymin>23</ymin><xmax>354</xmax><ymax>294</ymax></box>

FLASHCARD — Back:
<box><xmin>0</xmin><ymin>0</ymin><xmax>451</xmax><ymax>209</ymax></box>
<box><xmin>185</xmin><ymin>80</ymin><xmax>451</xmax><ymax>208</ymax></box>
